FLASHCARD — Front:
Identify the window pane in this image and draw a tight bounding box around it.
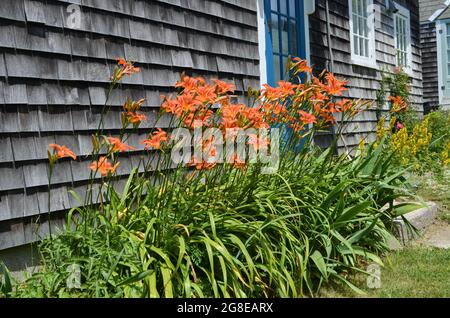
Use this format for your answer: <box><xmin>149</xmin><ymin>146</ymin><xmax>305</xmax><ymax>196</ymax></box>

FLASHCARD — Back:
<box><xmin>290</xmin><ymin>19</ymin><xmax>297</xmax><ymax>55</ymax></box>
<box><xmin>271</xmin><ymin>0</ymin><xmax>278</xmax><ymax>11</ymax></box>
<box><xmin>365</xmin><ymin>38</ymin><xmax>369</xmax><ymax>57</ymax></box>
<box><xmin>289</xmin><ymin>0</ymin><xmax>296</xmax><ymax>18</ymax></box>
<box><xmin>281</xmin><ymin>16</ymin><xmax>289</xmax><ymax>55</ymax></box>
<box><xmin>353</xmin><ymin>14</ymin><xmax>358</xmax><ymax>34</ymax></box>
<box><xmin>359</xmin><ymin>37</ymin><xmax>365</xmax><ymax>56</ymax></box>
<box><xmin>447</xmin><ymin>23</ymin><xmax>450</xmax><ymax>35</ymax></box>
<box><xmin>282</xmin><ymin>56</ymin><xmax>288</xmax><ymax>77</ymax></box>
<box><xmin>273</xmin><ymin>54</ymin><xmax>281</xmax><ymax>82</ymax></box>
<box><xmin>280</xmin><ymin>0</ymin><xmax>287</xmax><ymax>15</ymax></box>
<box><xmin>271</xmin><ymin>14</ymin><xmax>280</xmax><ymax>54</ymax></box>
<box><xmin>354</xmin><ymin>35</ymin><xmax>359</xmax><ymax>55</ymax></box>
<box><xmin>359</xmin><ymin>18</ymin><xmax>369</xmax><ymax>37</ymax></box>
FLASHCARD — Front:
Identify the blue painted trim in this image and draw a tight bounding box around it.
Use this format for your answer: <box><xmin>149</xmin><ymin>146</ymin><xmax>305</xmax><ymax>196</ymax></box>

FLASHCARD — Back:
<box><xmin>264</xmin><ymin>0</ymin><xmax>275</xmax><ymax>86</ymax></box>
<box><xmin>297</xmin><ymin>0</ymin><xmax>307</xmax><ymax>61</ymax></box>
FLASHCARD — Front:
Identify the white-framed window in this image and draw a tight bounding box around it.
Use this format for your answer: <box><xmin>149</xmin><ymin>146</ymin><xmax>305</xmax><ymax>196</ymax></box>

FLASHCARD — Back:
<box><xmin>393</xmin><ymin>4</ymin><xmax>413</xmax><ymax>75</ymax></box>
<box><xmin>348</xmin><ymin>0</ymin><xmax>377</xmax><ymax>68</ymax></box>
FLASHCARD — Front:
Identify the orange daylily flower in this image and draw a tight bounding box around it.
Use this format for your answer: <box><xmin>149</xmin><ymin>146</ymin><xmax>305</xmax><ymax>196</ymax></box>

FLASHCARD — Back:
<box><xmin>126</xmin><ymin>112</ymin><xmax>147</xmax><ymax>124</ymax></box>
<box><xmin>293</xmin><ymin>57</ymin><xmax>312</xmax><ymax>74</ymax></box>
<box><xmin>262</xmin><ymin>84</ymin><xmax>284</xmax><ymax>100</ymax></box>
<box><xmin>188</xmin><ymin>156</ymin><xmax>216</xmax><ymax>170</ymax></box>
<box><xmin>123</xmin><ymin>98</ymin><xmax>146</xmax><ymax>113</ymax></box>
<box><xmin>178</xmin><ymin>93</ymin><xmax>197</xmax><ymax>115</ymax></box>
<box><xmin>114</xmin><ymin>58</ymin><xmax>140</xmax><ymax>81</ymax></box>
<box><xmin>262</xmin><ymin>101</ymin><xmax>287</xmax><ymax>125</ymax></box>
<box><xmin>213</xmin><ymin>79</ymin><xmax>235</xmax><ymax>94</ymax></box>
<box><xmin>161</xmin><ymin>96</ymin><xmax>179</xmax><ymax>115</ymax></box>
<box><xmin>277</xmin><ymin>80</ymin><xmax>298</xmax><ymax>96</ymax></box>
<box><xmin>290</xmin><ymin>122</ymin><xmax>306</xmax><ymax>133</ymax></box>
<box><xmin>324</xmin><ymin>73</ymin><xmax>348</xmax><ymax>96</ymax></box>
<box><xmin>270</xmin><ymin>102</ymin><xmax>287</xmax><ymax>115</ymax></box>
<box><xmin>388</xmin><ymin>95</ymin><xmax>408</xmax><ymax>112</ymax></box>
<box><xmin>221</xmin><ymin>104</ymin><xmax>244</xmax><ymax>128</ymax></box>
<box><xmin>49</xmin><ymin>144</ymin><xmax>77</xmax><ymax>160</ymax></box>
<box><xmin>184</xmin><ymin>109</ymin><xmax>214</xmax><ymax>128</ymax></box>
<box><xmin>336</xmin><ymin>99</ymin><xmax>353</xmax><ymax>112</ymax></box>
<box><xmin>292</xmin><ymin>57</ymin><xmax>312</xmax><ymax>74</ymax></box>
<box><xmin>321</xmin><ymin>112</ymin><xmax>336</xmax><ymax>125</ymax></box>
<box><xmin>194</xmin><ymin>85</ymin><xmax>217</xmax><ymax>104</ymax></box>
<box><xmin>141</xmin><ymin>128</ymin><xmax>169</xmax><ymax>150</ymax></box>
<box><xmin>107</xmin><ymin>137</ymin><xmax>136</xmax><ymax>153</ymax></box>
<box><xmin>176</xmin><ymin>76</ymin><xmax>205</xmax><ymax>91</ymax></box>
<box><xmin>242</xmin><ymin>107</ymin><xmax>269</xmax><ymax>129</ymax></box>
<box><xmin>299</xmin><ymin>111</ymin><xmax>317</xmax><ymax>124</ymax></box>
<box><xmin>89</xmin><ymin>156</ymin><xmax>119</xmax><ymax>176</ymax></box>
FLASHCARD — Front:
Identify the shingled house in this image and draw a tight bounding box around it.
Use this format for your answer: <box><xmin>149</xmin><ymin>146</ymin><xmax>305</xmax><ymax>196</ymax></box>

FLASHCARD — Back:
<box><xmin>419</xmin><ymin>0</ymin><xmax>450</xmax><ymax>111</ymax></box>
<box><xmin>0</xmin><ymin>0</ymin><xmax>422</xmax><ymax>255</ymax></box>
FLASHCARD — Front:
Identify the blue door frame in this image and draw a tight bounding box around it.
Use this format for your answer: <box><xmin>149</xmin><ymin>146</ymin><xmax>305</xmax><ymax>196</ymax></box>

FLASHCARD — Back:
<box><xmin>264</xmin><ymin>0</ymin><xmax>307</xmax><ymax>86</ymax></box>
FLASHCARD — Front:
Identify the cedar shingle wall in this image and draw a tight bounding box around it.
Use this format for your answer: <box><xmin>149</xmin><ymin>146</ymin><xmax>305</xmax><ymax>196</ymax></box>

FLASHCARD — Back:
<box><xmin>421</xmin><ymin>21</ymin><xmax>439</xmax><ymax>109</ymax></box>
<box><xmin>419</xmin><ymin>0</ymin><xmax>446</xmax><ymax>22</ymax></box>
<box><xmin>0</xmin><ymin>0</ymin><xmax>259</xmax><ymax>250</ymax></box>
<box><xmin>309</xmin><ymin>0</ymin><xmax>422</xmax><ymax>149</ymax></box>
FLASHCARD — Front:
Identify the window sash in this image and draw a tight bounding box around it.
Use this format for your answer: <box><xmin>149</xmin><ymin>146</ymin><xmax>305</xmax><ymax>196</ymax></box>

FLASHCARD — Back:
<box><xmin>267</xmin><ymin>0</ymin><xmax>301</xmax><ymax>82</ymax></box>
<box><xmin>352</xmin><ymin>0</ymin><xmax>370</xmax><ymax>58</ymax></box>
<box><xmin>393</xmin><ymin>5</ymin><xmax>412</xmax><ymax>73</ymax></box>
<box><xmin>395</xmin><ymin>14</ymin><xmax>408</xmax><ymax>67</ymax></box>
<box><xmin>349</xmin><ymin>0</ymin><xmax>376</xmax><ymax>67</ymax></box>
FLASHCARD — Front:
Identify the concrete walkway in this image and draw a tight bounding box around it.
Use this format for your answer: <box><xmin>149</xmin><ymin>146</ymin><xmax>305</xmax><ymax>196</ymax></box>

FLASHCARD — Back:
<box><xmin>416</xmin><ymin>220</ymin><xmax>450</xmax><ymax>249</ymax></box>
<box><xmin>390</xmin><ymin>201</ymin><xmax>450</xmax><ymax>249</ymax></box>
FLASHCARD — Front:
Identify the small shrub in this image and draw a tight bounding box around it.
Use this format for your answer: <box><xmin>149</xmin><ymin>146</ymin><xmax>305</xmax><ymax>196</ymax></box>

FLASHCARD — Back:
<box><xmin>378</xmin><ymin>68</ymin><xmax>418</xmax><ymax>131</ymax></box>
<box><xmin>425</xmin><ymin>110</ymin><xmax>450</xmax><ymax>154</ymax></box>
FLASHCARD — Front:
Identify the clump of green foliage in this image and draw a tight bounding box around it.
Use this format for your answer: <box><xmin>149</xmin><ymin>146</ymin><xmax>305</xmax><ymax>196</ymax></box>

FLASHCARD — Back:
<box><xmin>10</xmin><ymin>141</ymin><xmax>415</xmax><ymax>298</ymax></box>
<box><xmin>377</xmin><ymin>68</ymin><xmax>418</xmax><ymax>130</ymax></box>
<box><xmin>426</xmin><ymin>110</ymin><xmax>450</xmax><ymax>154</ymax></box>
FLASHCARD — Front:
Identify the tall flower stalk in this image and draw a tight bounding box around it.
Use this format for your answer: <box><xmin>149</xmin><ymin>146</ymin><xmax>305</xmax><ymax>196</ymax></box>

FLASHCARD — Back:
<box><xmin>46</xmin><ymin>144</ymin><xmax>76</xmax><ymax>238</ymax></box>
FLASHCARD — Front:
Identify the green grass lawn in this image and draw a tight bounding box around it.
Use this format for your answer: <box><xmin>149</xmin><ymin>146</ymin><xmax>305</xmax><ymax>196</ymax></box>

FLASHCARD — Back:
<box><xmin>322</xmin><ymin>169</ymin><xmax>450</xmax><ymax>298</ymax></box>
<box><xmin>321</xmin><ymin>247</ymin><xmax>450</xmax><ymax>298</ymax></box>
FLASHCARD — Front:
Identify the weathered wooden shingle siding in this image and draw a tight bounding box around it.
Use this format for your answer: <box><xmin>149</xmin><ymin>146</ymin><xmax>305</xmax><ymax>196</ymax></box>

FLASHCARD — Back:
<box><xmin>421</xmin><ymin>21</ymin><xmax>439</xmax><ymax>109</ymax></box>
<box><xmin>0</xmin><ymin>0</ymin><xmax>260</xmax><ymax>250</ymax></box>
<box><xmin>309</xmin><ymin>0</ymin><xmax>422</xmax><ymax>149</ymax></box>
<box><xmin>419</xmin><ymin>0</ymin><xmax>447</xmax><ymax>21</ymax></box>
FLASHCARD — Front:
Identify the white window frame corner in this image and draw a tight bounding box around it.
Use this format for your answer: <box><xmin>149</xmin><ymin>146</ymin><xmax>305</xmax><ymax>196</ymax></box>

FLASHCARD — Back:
<box><xmin>256</xmin><ymin>0</ymin><xmax>268</xmax><ymax>86</ymax></box>
<box><xmin>348</xmin><ymin>0</ymin><xmax>378</xmax><ymax>69</ymax></box>
<box><xmin>393</xmin><ymin>3</ymin><xmax>413</xmax><ymax>77</ymax></box>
